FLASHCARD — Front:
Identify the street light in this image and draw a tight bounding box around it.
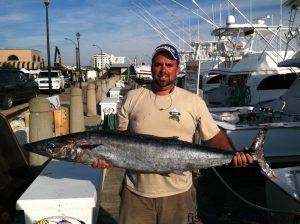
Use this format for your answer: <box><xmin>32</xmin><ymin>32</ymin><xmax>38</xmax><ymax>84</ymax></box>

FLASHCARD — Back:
<box><xmin>92</xmin><ymin>44</ymin><xmax>103</xmax><ymax>78</ymax></box>
<box><xmin>76</xmin><ymin>32</ymin><xmax>81</xmax><ymax>87</ymax></box>
<box><xmin>44</xmin><ymin>0</ymin><xmax>52</xmax><ymax>96</ymax></box>
<box><xmin>65</xmin><ymin>37</ymin><xmax>78</xmax><ymax>83</ymax></box>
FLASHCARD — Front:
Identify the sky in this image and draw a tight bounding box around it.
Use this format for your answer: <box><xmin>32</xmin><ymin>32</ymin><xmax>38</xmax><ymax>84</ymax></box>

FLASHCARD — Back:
<box><xmin>0</xmin><ymin>0</ymin><xmax>293</xmax><ymax>66</ymax></box>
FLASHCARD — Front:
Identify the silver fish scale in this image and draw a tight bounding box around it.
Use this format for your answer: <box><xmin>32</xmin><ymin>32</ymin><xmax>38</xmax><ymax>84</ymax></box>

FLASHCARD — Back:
<box><xmin>90</xmin><ymin>138</ymin><xmax>233</xmax><ymax>173</ymax></box>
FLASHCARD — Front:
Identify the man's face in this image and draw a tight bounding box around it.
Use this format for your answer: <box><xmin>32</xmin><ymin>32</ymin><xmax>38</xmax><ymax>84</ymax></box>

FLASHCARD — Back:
<box><xmin>151</xmin><ymin>51</ymin><xmax>179</xmax><ymax>92</ymax></box>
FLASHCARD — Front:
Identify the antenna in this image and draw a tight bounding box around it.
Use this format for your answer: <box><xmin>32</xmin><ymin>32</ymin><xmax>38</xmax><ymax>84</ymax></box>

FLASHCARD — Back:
<box><xmin>191</xmin><ymin>0</ymin><xmax>218</xmax><ymax>28</ymax></box>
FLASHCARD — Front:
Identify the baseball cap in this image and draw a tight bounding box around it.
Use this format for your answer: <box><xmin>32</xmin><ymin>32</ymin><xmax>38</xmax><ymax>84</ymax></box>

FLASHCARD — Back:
<box><xmin>152</xmin><ymin>44</ymin><xmax>180</xmax><ymax>64</ymax></box>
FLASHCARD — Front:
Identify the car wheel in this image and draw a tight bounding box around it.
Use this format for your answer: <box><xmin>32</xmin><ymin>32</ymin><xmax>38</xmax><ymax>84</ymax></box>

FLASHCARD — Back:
<box><xmin>2</xmin><ymin>93</ymin><xmax>13</xmax><ymax>109</ymax></box>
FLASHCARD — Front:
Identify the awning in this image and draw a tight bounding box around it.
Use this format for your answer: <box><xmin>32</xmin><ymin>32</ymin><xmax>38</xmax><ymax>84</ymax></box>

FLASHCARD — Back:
<box><xmin>0</xmin><ymin>61</ymin><xmax>41</xmax><ymax>70</ymax></box>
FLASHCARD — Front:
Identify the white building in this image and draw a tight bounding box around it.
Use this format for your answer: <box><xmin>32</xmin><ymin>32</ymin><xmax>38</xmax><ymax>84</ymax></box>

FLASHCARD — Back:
<box><xmin>93</xmin><ymin>52</ymin><xmax>126</xmax><ymax>69</ymax></box>
<box><xmin>110</xmin><ymin>55</ymin><xmax>126</xmax><ymax>64</ymax></box>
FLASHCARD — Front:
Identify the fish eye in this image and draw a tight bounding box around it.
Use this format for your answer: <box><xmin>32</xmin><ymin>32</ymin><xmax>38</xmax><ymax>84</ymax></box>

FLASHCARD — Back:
<box><xmin>49</xmin><ymin>143</ymin><xmax>55</xmax><ymax>148</ymax></box>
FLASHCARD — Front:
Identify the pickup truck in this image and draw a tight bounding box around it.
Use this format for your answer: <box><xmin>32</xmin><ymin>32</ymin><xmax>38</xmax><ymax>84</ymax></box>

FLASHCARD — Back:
<box><xmin>0</xmin><ymin>69</ymin><xmax>39</xmax><ymax>109</ymax></box>
<box><xmin>35</xmin><ymin>70</ymin><xmax>65</xmax><ymax>93</ymax></box>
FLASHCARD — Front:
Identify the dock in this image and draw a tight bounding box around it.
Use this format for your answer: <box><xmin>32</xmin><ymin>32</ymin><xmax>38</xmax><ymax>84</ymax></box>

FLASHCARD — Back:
<box><xmin>0</xmin><ymin>81</ymin><xmax>133</xmax><ymax>224</ymax></box>
<box><xmin>79</xmin><ymin>83</ymin><xmax>132</xmax><ymax>224</ymax></box>
<box><xmin>97</xmin><ymin>168</ymin><xmax>125</xmax><ymax>224</ymax></box>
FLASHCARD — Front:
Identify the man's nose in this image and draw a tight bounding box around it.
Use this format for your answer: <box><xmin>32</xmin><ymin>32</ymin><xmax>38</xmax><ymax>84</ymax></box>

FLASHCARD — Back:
<box><xmin>161</xmin><ymin>64</ymin><xmax>167</xmax><ymax>73</ymax></box>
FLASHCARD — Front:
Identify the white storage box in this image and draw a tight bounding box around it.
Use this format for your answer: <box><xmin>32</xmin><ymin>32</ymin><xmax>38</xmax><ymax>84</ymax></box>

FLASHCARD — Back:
<box><xmin>16</xmin><ymin>159</ymin><xmax>105</xmax><ymax>224</ymax></box>
<box><xmin>109</xmin><ymin>87</ymin><xmax>122</xmax><ymax>100</ymax></box>
<box><xmin>99</xmin><ymin>97</ymin><xmax>118</xmax><ymax>120</ymax></box>
<box><xmin>115</xmin><ymin>81</ymin><xmax>125</xmax><ymax>88</ymax></box>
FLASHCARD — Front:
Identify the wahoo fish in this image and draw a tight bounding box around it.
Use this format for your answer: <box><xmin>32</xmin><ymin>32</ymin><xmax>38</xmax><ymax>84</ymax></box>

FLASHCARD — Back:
<box><xmin>23</xmin><ymin>127</ymin><xmax>275</xmax><ymax>178</ymax></box>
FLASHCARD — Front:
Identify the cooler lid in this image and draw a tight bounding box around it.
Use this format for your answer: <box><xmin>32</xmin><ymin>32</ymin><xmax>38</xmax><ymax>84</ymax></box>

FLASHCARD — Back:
<box><xmin>17</xmin><ymin>160</ymin><xmax>103</xmax><ymax>208</ymax></box>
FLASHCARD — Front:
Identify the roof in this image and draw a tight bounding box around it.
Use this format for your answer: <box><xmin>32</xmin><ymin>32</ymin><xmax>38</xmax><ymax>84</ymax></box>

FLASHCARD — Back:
<box><xmin>278</xmin><ymin>57</ymin><xmax>300</xmax><ymax>68</ymax></box>
<box><xmin>110</xmin><ymin>63</ymin><xmax>132</xmax><ymax>68</ymax></box>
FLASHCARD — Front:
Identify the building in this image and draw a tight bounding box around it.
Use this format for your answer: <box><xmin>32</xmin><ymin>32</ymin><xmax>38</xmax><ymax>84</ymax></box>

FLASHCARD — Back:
<box><xmin>93</xmin><ymin>52</ymin><xmax>126</xmax><ymax>69</ymax></box>
<box><xmin>110</xmin><ymin>55</ymin><xmax>126</xmax><ymax>64</ymax></box>
<box><xmin>0</xmin><ymin>49</ymin><xmax>42</xmax><ymax>70</ymax></box>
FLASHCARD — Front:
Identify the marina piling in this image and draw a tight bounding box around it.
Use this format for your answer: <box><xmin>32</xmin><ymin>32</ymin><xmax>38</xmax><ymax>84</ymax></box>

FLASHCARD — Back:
<box><xmin>70</xmin><ymin>87</ymin><xmax>85</xmax><ymax>133</ymax></box>
<box><xmin>96</xmin><ymin>80</ymin><xmax>103</xmax><ymax>103</ymax></box>
<box><xmin>28</xmin><ymin>96</ymin><xmax>53</xmax><ymax>167</ymax></box>
<box><xmin>86</xmin><ymin>82</ymin><xmax>97</xmax><ymax>116</ymax></box>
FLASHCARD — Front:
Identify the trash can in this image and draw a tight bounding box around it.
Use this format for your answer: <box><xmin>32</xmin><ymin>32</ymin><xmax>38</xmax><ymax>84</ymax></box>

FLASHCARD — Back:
<box><xmin>103</xmin><ymin>113</ymin><xmax>118</xmax><ymax>130</ymax></box>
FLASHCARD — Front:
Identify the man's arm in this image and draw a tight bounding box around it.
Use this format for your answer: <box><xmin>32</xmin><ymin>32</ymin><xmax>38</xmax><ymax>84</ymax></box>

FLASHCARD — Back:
<box><xmin>205</xmin><ymin>130</ymin><xmax>235</xmax><ymax>151</ymax></box>
<box><xmin>205</xmin><ymin>130</ymin><xmax>253</xmax><ymax>168</ymax></box>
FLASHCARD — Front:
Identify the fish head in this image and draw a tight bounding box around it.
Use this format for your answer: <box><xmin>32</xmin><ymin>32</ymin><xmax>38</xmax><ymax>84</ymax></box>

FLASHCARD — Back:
<box><xmin>23</xmin><ymin>137</ymin><xmax>88</xmax><ymax>161</ymax></box>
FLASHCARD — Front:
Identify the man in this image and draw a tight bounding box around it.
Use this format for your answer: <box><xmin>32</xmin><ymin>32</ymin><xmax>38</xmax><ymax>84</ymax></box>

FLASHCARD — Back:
<box><xmin>93</xmin><ymin>43</ymin><xmax>252</xmax><ymax>224</ymax></box>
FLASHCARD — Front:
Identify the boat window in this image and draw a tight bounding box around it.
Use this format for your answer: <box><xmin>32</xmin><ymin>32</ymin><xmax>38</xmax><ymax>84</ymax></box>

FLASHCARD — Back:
<box><xmin>175</xmin><ymin>76</ymin><xmax>185</xmax><ymax>88</ymax></box>
<box><xmin>207</xmin><ymin>74</ymin><xmax>223</xmax><ymax>84</ymax></box>
<box><xmin>257</xmin><ymin>73</ymin><xmax>297</xmax><ymax>90</ymax></box>
<box><xmin>228</xmin><ymin>74</ymin><xmax>248</xmax><ymax>86</ymax></box>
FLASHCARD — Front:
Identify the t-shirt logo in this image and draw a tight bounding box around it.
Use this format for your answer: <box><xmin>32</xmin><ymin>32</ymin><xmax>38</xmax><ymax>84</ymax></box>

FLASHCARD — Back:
<box><xmin>169</xmin><ymin>108</ymin><xmax>181</xmax><ymax>122</ymax></box>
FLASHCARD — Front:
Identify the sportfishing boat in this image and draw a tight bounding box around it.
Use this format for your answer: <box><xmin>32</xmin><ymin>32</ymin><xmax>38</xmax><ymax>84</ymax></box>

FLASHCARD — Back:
<box><xmin>133</xmin><ymin>64</ymin><xmax>152</xmax><ymax>84</ymax></box>
<box><xmin>184</xmin><ymin>40</ymin><xmax>226</xmax><ymax>94</ymax></box>
<box><xmin>207</xmin><ymin>49</ymin><xmax>300</xmax><ymax>224</ymax></box>
<box><xmin>203</xmin><ymin>15</ymin><xmax>300</xmax><ymax>107</ymax></box>
<box><xmin>207</xmin><ymin>0</ymin><xmax>300</xmax><ymax>164</ymax></box>
<box><xmin>204</xmin><ymin>1</ymin><xmax>300</xmax><ymax>222</ymax></box>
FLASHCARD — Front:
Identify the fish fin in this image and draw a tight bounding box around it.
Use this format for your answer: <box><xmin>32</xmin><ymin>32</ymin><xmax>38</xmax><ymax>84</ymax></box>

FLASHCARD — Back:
<box><xmin>249</xmin><ymin>126</ymin><xmax>276</xmax><ymax>180</ymax></box>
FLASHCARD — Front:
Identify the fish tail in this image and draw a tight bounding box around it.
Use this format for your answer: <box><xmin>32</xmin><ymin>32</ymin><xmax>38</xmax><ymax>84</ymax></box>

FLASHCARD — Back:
<box><xmin>250</xmin><ymin>127</ymin><xmax>276</xmax><ymax>180</ymax></box>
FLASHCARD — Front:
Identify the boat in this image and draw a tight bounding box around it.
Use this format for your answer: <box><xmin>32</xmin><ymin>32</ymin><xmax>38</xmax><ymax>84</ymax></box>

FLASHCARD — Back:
<box><xmin>184</xmin><ymin>40</ymin><xmax>226</xmax><ymax>94</ymax></box>
<box><xmin>202</xmin><ymin>1</ymin><xmax>300</xmax><ymax>222</ymax></box>
<box><xmin>203</xmin><ymin>15</ymin><xmax>300</xmax><ymax>107</ymax></box>
<box><xmin>207</xmin><ymin>0</ymin><xmax>300</xmax><ymax>163</ymax></box>
<box><xmin>206</xmin><ymin>49</ymin><xmax>300</xmax><ymax>224</ymax></box>
<box><xmin>133</xmin><ymin>64</ymin><xmax>152</xmax><ymax>84</ymax></box>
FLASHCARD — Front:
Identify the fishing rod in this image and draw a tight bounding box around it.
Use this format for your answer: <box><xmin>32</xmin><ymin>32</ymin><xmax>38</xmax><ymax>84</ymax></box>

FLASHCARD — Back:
<box><xmin>130</xmin><ymin>9</ymin><xmax>178</xmax><ymax>49</ymax></box>
<box><xmin>169</xmin><ymin>0</ymin><xmax>219</xmax><ymax>28</ymax></box>
<box><xmin>134</xmin><ymin>2</ymin><xmax>192</xmax><ymax>50</ymax></box>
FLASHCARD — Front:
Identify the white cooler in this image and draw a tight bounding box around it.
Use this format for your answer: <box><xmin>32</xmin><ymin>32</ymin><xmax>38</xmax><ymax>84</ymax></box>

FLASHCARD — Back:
<box><xmin>108</xmin><ymin>87</ymin><xmax>122</xmax><ymax>100</ymax></box>
<box><xmin>99</xmin><ymin>97</ymin><xmax>118</xmax><ymax>120</ymax></box>
<box><xmin>16</xmin><ymin>159</ymin><xmax>105</xmax><ymax>224</ymax></box>
<box><xmin>115</xmin><ymin>81</ymin><xmax>125</xmax><ymax>88</ymax></box>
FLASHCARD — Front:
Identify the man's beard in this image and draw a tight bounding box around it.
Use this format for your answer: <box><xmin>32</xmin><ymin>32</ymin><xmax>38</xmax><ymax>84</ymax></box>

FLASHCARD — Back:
<box><xmin>153</xmin><ymin>78</ymin><xmax>172</xmax><ymax>88</ymax></box>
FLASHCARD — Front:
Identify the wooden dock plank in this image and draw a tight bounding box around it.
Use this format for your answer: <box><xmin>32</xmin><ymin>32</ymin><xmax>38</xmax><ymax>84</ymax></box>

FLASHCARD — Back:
<box><xmin>97</xmin><ymin>167</ymin><xmax>125</xmax><ymax>224</ymax></box>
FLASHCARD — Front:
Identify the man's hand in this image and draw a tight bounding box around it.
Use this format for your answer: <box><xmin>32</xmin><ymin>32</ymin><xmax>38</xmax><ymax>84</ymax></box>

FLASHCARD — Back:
<box><xmin>231</xmin><ymin>149</ymin><xmax>253</xmax><ymax>168</ymax></box>
<box><xmin>91</xmin><ymin>160</ymin><xmax>111</xmax><ymax>169</ymax></box>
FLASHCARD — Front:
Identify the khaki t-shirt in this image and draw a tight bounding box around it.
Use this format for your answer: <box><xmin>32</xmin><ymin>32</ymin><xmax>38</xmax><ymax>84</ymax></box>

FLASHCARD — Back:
<box><xmin>117</xmin><ymin>86</ymin><xmax>220</xmax><ymax>198</ymax></box>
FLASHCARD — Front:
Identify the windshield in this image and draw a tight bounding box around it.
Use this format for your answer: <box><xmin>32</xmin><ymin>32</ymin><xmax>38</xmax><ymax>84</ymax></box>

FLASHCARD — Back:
<box><xmin>63</xmin><ymin>73</ymin><xmax>70</xmax><ymax>78</ymax></box>
<box><xmin>39</xmin><ymin>72</ymin><xmax>59</xmax><ymax>78</ymax></box>
<box><xmin>0</xmin><ymin>72</ymin><xmax>14</xmax><ymax>83</ymax></box>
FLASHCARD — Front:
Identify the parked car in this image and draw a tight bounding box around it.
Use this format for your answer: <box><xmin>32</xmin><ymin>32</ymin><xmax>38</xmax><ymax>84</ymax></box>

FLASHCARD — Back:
<box><xmin>0</xmin><ymin>68</ymin><xmax>39</xmax><ymax>109</ymax></box>
<box><xmin>35</xmin><ymin>70</ymin><xmax>65</xmax><ymax>93</ymax></box>
<box><xmin>63</xmin><ymin>72</ymin><xmax>71</xmax><ymax>87</ymax></box>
